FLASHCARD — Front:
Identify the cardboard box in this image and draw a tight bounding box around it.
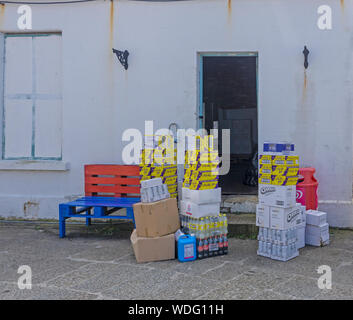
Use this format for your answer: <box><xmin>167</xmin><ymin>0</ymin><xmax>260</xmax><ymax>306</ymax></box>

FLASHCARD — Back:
<box><xmin>256</xmin><ymin>204</ymin><xmax>270</xmax><ymax>228</ymax></box>
<box><xmin>271</xmin><ymin>175</ymin><xmax>299</xmax><ymax>186</ymax></box>
<box><xmin>258</xmin><ymin>184</ymin><xmax>296</xmax><ymax>208</ymax></box>
<box><xmin>133</xmin><ymin>198</ymin><xmax>180</xmax><ymax>237</ymax></box>
<box><xmin>296</xmin><ymin>223</ymin><xmax>306</xmax><ymax>250</ymax></box>
<box><xmin>182</xmin><ymin>187</ymin><xmax>221</xmax><ymax>204</ymax></box>
<box><xmin>180</xmin><ymin>200</ymin><xmax>220</xmax><ymax>218</ymax></box>
<box><xmin>306</xmin><ymin>210</ymin><xmax>327</xmax><ymax>226</ymax></box>
<box><xmin>270</xmin><ymin>206</ymin><xmax>303</xmax><ymax>230</ymax></box>
<box><xmin>130</xmin><ymin>229</ymin><xmax>175</xmax><ymax>263</ymax></box>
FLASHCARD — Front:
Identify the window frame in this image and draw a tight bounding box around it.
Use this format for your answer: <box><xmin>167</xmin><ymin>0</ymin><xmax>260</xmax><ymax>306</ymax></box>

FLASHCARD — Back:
<box><xmin>1</xmin><ymin>32</ymin><xmax>63</xmax><ymax>161</ymax></box>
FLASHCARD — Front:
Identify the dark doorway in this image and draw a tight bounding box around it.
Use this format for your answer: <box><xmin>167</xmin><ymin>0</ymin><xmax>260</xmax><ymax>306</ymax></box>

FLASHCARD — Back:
<box><xmin>201</xmin><ymin>55</ymin><xmax>258</xmax><ymax>195</ymax></box>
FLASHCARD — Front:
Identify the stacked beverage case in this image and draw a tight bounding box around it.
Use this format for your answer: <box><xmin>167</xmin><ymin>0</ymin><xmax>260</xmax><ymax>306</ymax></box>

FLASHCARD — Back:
<box><xmin>257</xmin><ymin>142</ymin><xmax>305</xmax><ymax>261</ymax></box>
<box><xmin>179</xmin><ymin>136</ymin><xmax>228</xmax><ymax>259</ymax></box>
<box><xmin>180</xmin><ymin>214</ymin><xmax>228</xmax><ymax>258</ymax></box>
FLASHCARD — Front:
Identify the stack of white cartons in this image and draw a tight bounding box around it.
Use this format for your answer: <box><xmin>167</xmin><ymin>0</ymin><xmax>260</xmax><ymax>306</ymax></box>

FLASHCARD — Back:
<box><xmin>305</xmin><ymin>210</ymin><xmax>329</xmax><ymax>246</ymax></box>
<box><xmin>256</xmin><ymin>142</ymin><xmax>305</xmax><ymax>261</ymax></box>
<box><xmin>140</xmin><ymin>178</ymin><xmax>170</xmax><ymax>203</ymax></box>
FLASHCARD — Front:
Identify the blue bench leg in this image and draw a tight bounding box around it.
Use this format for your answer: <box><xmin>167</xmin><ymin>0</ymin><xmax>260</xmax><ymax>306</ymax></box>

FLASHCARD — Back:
<box><xmin>127</xmin><ymin>207</ymin><xmax>136</xmax><ymax>228</ymax></box>
<box><xmin>59</xmin><ymin>211</ymin><xmax>66</xmax><ymax>238</ymax></box>
<box><xmin>86</xmin><ymin>218</ymin><xmax>91</xmax><ymax>226</ymax></box>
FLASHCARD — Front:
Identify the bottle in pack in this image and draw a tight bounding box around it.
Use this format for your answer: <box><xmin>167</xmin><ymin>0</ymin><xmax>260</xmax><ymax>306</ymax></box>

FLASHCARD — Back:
<box><xmin>222</xmin><ymin>214</ymin><xmax>228</xmax><ymax>255</ymax></box>
<box><xmin>218</xmin><ymin>215</ymin><xmax>224</xmax><ymax>255</ymax></box>
<box><xmin>197</xmin><ymin>218</ymin><xmax>205</xmax><ymax>259</ymax></box>
<box><xmin>203</xmin><ymin>217</ymin><xmax>209</xmax><ymax>258</ymax></box>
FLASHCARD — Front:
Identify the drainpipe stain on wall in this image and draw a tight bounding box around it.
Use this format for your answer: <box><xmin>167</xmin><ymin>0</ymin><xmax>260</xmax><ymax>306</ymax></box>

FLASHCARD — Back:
<box><xmin>0</xmin><ymin>4</ymin><xmax>5</xmax><ymax>28</ymax></box>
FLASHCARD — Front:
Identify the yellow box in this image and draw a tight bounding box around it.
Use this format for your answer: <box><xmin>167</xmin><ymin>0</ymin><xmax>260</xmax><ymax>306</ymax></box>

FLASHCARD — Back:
<box><xmin>199</xmin><ymin>151</ymin><xmax>219</xmax><ymax>164</ymax></box>
<box><xmin>272</xmin><ymin>155</ymin><xmax>299</xmax><ymax>166</ymax></box>
<box><xmin>139</xmin><ymin>166</ymin><xmax>152</xmax><ymax>176</ymax></box>
<box><xmin>190</xmin><ymin>171</ymin><xmax>219</xmax><ymax>182</ymax></box>
<box><xmin>258</xmin><ymin>164</ymin><xmax>272</xmax><ymax>175</ymax></box>
<box><xmin>271</xmin><ymin>165</ymin><xmax>299</xmax><ymax>176</ymax></box>
<box><xmin>189</xmin><ymin>180</ymin><xmax>219</xmax><ymax>190</ymax></box>
<box><xmin>259</xmin><ymin>155</ymin><xmax>272</xmax><ymax>165</ymax></box>
<box><xmin>170</xmin><ymin>192</ymin><xmax>178</xmax><ymax>198</ymax></box>
<box><xmin>271</xmin><ymin>175</ymin><xmax>299</xmax><ymax>186</ymax></box>
<box><xmin>162</xmin><ymin>175</ymin><xmax>178</xmax><ymax>185</ymax></box>
<box><xmin>258</xmin><ymin>174</ymin><xmax>272</xmax><ymax>184</ymax></box>
<box><xmin>259</xmin><ymin>164</ymin><xmax>299</xmax><ymax>176</ymax></box>
<box><xmin>151</xmin><ymin>166</ymin><xmax>178</xmax><ymax>177</ymax></box>
<box><xmin>167</xmin><ymin>183</ymin><xmax>178</xmax><ymax>194</ymax></box>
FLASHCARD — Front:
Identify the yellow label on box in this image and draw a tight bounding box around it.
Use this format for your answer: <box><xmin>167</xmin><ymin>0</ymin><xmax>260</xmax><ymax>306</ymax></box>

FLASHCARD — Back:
<box><xmin>199</xmin><ymin>152</ymin><xmax>219</xmax><ymax>164</ymax></box>
<box><xmin>189</xmin><ymin>180</ymin><xmax>219</xmax><ymax>190</ymax></box>
<box><xmin>191</xmin><ymin>171</ymin><xmax>219</xmax><ymax>182</ymax></box>
<box><xmin>259</xmin><ymin>155</ymin><xmax>272</xmax><ymax>165</ymax></box>
<box><xmin>139</xmin><ymin>166</ymin><xmax>152</xmax><ymax>176</ymax></box>
<box><xmin>194</xmin><ymin>162</ymin><xmax>219</xmax><ymax>172</ymax></box>
<box><xmin>271</xmin><ymin>165</ymin><xmax>299</xmax><ymax>176</ymax></box>
<box><xmin>170</xmin><ymin>192</ymin><xmax>178</xmax><ymax>198</ymax></box>
<box><xmin>271</xmin><ymin>175</ymin><xmax>299</xmax><ymax>186</ymax></box>
<box><xmin>258</xmin><ymin>174</ymin><xmax>272</xmax><ymax>184</ymax></box>
<box><xmin>182</xmin><ymin>180</ymin><xmax>190</xmax><ymax>188</ymax></box>
<box><xmin>167</xmin><ymin>183</ymin><xmax>178</xmax><ymax>193</ymax></box>
<box><xmin>259</xmin><ymin>164</ymin><xmax>272</xmax><ymax>175</ymax></box>
<box><xmin>184</xmin><ymin>168</ymin><xmax>193</xmax><ymax>180</ymax></box>
<box><xmin>162</xmin><ymin>175</ymin><xmax>178</xmax><ymax>185</ymax></box>
<box><xmin>272</xmin><ymin>155</ymin><xmax>299</xmax><ymax>166</ymax></box>
<box><xmin>151</xmin><ymin>166</ymin><xmax>177</xmax><ymax>177</ymax></box>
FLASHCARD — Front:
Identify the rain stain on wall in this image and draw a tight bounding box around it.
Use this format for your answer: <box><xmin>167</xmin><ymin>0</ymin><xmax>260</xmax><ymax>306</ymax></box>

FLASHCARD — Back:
<box><xmin>227</xmin><ymin>0</ymin><xmax>232</xmax><ymax>24</ymax></box>
<box><xmin>0</xmin><ymin>4</ymin><xmax>5</xmax><ymax>28</ymax></box>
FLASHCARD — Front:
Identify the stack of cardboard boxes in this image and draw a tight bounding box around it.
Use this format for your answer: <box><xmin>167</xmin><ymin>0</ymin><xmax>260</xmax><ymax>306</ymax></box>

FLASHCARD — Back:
<box><xmin>256</xmin><ymin>142</ymin><xmax>306</xmax><ymax>261</ymax></box>
<box><xmin>131</xmin><ymin>197</ymin><xmax>180</xmax><ymax>263</ymax></box>
<box><xmin>305</xmin><ymin>210</ymin><xmax>330</xmax><ymax>246</ymax></box>
<box><xmin>180</xmin><ymin>145</ymin><xmax>221</xmax><ymax>219</ymax></box>
<box><xmin>179</xmin><ymin>138</ymin><xmax>226</xmax><ymax>258</ymax></box>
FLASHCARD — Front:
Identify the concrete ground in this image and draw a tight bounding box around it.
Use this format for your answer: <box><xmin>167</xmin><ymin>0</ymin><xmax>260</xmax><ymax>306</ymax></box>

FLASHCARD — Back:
<box><xmin>1</xmin><ymin>221</ymin><xmax>353</xmax><ymax>300</ymax></box>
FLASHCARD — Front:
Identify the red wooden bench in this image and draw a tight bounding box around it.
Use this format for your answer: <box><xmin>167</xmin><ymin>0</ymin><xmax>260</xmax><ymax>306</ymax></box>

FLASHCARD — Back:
<box><xmin>59</xmin><ymin>165</ymin><xmax>140</xmax><ymax>238</ymax></box>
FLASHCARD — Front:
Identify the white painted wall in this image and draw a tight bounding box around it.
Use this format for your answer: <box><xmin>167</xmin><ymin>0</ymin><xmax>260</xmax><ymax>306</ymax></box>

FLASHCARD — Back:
<box><xmin>0</xmin><ymin>0</ymin><xmax>352</xmax><ymax>227</ymax></box>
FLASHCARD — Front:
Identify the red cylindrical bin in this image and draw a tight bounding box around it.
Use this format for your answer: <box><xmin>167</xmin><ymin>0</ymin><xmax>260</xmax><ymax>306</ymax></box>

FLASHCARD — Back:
<box><xmin>296</xmin><ymin>167</ymin><xmax>318</xmax><ymax>210</ymax></box>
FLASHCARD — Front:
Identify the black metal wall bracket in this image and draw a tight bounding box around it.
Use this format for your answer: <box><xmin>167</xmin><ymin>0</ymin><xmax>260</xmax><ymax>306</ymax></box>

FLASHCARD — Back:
<box><xmin>112</xmin><ymin>49</ymin><xmax>129</xmax><ymax>70</ymax></box>
<box><xmin>303</xmin><ymin>46</ymin><xmax>309</xmax><ymax>69</ymax></box>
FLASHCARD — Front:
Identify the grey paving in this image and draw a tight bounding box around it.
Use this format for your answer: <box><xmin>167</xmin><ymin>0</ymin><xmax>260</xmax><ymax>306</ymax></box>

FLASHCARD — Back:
<box><xmin>0</xmin><ymin>222</ymin><xmax>353</xmax><ymax>300</ymax></box>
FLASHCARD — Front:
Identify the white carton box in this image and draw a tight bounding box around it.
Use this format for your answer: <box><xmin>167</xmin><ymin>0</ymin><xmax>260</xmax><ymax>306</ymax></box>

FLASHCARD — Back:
<box><xmin>296</xmin><ymin>222</ymin><xmax>306</xmax><ymax>250</ymax></box>
<box><xmin>258</xmin><ymin>184</ymin><xmax>296</xmax><ymax>208</ymax></box>
<box><xmin>270</xmin><ymin>206</ymin><xmax>303</xmax><ymax>230</ymax></box>
<box><xmin>180</xmin><ymin>200</ymin><xmax>220</xmax><ymax>218</ymax></box>
<box><xmin>141</xmin><ymin>184</ymin><xmax>170</xmax><ymax>203</ymax></box>
<box><xmin>182</xmin><ymin>187</ymin><xmax>221</xmax><ymax>204</ymax></box>
<box><xmin>305</xmin><ymin>223</ymin><xmax>329</xmax><ymax>237</ymax></box>
<box><xmin>141</xmin><ymin>178</ymin><xmax>163</xmax><ymax>188</ymax></box>
<box><xmin>306</xmin><ymin>210</ymin><xmax>327</xmax><ymax>226</ymax></box>
<box><xmin>256</xmin><ymin>204</ymin><xmax>270</xmax><ymax>228</ymax></box>
<box><xmin>305</xmin><ymin>223</ymin><xmax>330</xmax><ymax>247</ymax></box>
<box><xmin>305</xmin><ymin>232</ymin><xmax>330</xmax><ymax>247</ymax></box>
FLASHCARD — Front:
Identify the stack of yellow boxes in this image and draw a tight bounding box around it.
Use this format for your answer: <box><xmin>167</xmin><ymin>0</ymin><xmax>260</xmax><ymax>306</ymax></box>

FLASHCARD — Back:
<box><xmin>258</xmin><ymin>154</ymin><xmax>300</xmax><ymax>186</ymax></box>
<box><xmin>139</xmin><ymin>137</ymin><xmax>178</xmax><ymax>199</ymax></box>
<box><xmin>182</xmin><ymin>136</ymin><xmax>219</xmax><ymax>190</ymax></box>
